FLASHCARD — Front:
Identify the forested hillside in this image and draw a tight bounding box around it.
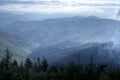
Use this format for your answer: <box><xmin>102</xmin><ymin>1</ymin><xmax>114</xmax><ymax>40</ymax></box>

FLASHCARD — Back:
<box><xmin>0</xmin><ymin>48</ymin><xmax>120</xmax><ymax>80</ymax></box>
<box><xmin>0</xmin><ymin>31</ymin><xmax>38</xmax><ymax>61</ymax></box>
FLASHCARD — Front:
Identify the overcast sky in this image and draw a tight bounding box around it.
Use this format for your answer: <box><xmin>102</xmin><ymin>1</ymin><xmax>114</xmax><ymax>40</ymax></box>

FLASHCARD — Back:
<box><xmin>0</xmin><ymin>0</ymin><xmax>120</xmax><ymax>19</ymax></box>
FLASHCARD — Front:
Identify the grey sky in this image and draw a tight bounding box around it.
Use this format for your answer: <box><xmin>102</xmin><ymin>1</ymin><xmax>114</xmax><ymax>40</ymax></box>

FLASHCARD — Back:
<box><xmin>0</xmin><ymin>0</ymin><xmax>120</xmax><ymax>20</ymax></box>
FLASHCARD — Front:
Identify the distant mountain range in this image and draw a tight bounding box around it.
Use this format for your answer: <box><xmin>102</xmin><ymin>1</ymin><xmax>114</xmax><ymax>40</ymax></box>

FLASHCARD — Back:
<box><xmin>29</xmin><ymin>41</ymin><xmax>119</xmax><ymax>65</ymax></box>
<box><xmin>53</xmin><ymin>42</ymin><xmax>117</xmax><ymax>65</ymax></box>
<box><xmin>1</xmin><ymin>12</ymin><xmax>120</xmax><ymax>64</ymax></box>
<box><xmin>1</xmin><ymin>15</ymin><xmax>120</xmax><ymax>47</ymax></box>
<box><xmin>29</xmin><ymin>41</ymin><xmax>82</xmax><ymax>63</ymax></box>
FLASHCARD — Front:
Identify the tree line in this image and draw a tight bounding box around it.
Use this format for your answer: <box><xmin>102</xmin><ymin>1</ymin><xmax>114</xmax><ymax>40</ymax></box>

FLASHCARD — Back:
<box><xmin>0</xmin><ymin>48</ymin><xmax>120</xmax><ymax>80</ymax></box>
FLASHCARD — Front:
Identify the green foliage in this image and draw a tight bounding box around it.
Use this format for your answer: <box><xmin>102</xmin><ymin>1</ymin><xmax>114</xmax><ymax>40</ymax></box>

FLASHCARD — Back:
<box><xmin>41</xmin><ymin>57</ymin><xmax>48</xmax><ymax>72</ymax></box>
<box><xmin>0</xmin><ymin>48</ymin><xmax>13</xmax><ymax>80</ymax></box>
<box><xmin>1</xmin><ymin>48</ymin><xmax>120</xmax><ymax>80</ymax></box>
<box><xmin>99</xmin><ymin>74</ymin><xmax>109</xmax><ymax>80</ymax></box>
<box><xmin>65</xmin><ymin>62</ymin><xmax>85</xmax><ymax>80</ymax></box>
<box><xmin>24</xmin><ymin>58</ymin><xmax>32</xmax><ymax>69</ymax></box>
<box><xmin>86</xmin><ymin>54</ymin><xmax>97</xmax><ymax>80</ymax></box>
<box><xmin>40</xmin><ymin>71</ymin><xmax>47</xmax><ymax>80</ymax></box>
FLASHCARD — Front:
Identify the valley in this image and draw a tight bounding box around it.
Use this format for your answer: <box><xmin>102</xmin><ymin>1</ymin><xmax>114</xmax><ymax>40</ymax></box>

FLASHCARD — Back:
<box><xmin>0</xmin><ymin>12</ymin><xmax>120</xmax><ymax>65</ymax></box>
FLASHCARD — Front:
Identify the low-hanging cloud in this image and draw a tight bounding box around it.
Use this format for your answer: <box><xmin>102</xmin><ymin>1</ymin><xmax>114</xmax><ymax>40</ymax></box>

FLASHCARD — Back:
<box><xmin>0</xmin><ymin>0</ymin><xmax>120</xmax><ymax>20</ymax></box>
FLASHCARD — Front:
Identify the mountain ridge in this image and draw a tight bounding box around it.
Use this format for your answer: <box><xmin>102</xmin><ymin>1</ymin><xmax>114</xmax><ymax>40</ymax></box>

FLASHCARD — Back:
<box><xmin>0</xmin><ymin>16</ymin><xmax>119</xmax><ymax>46</ymax></box>
<box><xmin>0</xmin><ymin>31</ymin><xmax>38</xmax><ymax>61</ymax></box>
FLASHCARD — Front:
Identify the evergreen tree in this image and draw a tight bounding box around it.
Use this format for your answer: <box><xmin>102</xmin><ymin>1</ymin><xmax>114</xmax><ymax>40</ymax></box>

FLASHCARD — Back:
<box><xmin>24</xmin><ymin>58</ymin><xmax>32</xmax><ymax>69</ymax></box>
<box><xmin>41</xmin><ymin>57</ymin><xmax>48</xmax><ymax>72</ymax></box>
<box><xmin>65</xmin><ymin>62</ymin><xmax>84</xmax><ymax>80</ymax></box>
<box><xmin>36</xmin><ymin>57</ymin><xmax>41</xmax><ymax>72</ymax></box>
<box><xmin>12</xmin><ymin>60</ymin><xmax>18</xmax><ymax>67</ymax></box>
<box><xmin>86</xmin><ymin>54</ymin><xmax>97</xmax><ymax>80</ymax></box>
<box><xmin>2</xmin><ymin>48</ymin><xmax>120</xmax><ymax>80</ymax></box>
<box><xmin>40</xmin><ymin>71</ymin><xmax>47</xmax><ymax>80</ymax></box>
<box><xmin>0</xmin><ymin>48</ymin><xmax>13</xmax><ymax>80</ymax></box>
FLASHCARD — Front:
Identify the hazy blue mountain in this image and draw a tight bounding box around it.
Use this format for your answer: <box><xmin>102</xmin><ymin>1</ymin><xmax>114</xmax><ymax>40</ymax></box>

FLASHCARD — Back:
<box><xmin>0</xmin><ymin>11</ymin><xmax>76</xmax><ymax>24</ymax></box>
<box><xmin>1</xmin><ymin>13</ymin><xmax>120</xmax><ymax>64</ymax></box>
<box><xmin>29</xmin><ymin>41</ymin><xmax>82</xmax><ymax>63</ymax></box>
<box><xmin>29</xmin><ymin>41</ymin><xmax>120</xmax><ymax>65</ymax></box>
<box><xmin>0</xmin><ymin>16</ymin><xmax>120</xmax><ymax>47</ymax></box>
<box><xmin>53</xmin><ymin>42</ymin><xmax>117</xmax><ymax>65</ymax></box>
<box><xmin>0</xmin><ymin>31</ymin><xmax>38</xmax><ymax>61</ymax></box>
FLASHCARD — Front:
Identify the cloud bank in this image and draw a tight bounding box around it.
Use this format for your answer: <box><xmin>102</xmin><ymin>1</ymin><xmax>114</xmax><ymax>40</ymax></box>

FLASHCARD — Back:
<box><xmin>0</xmin><ymin>0</ymin><xmax>120</xmax><ymax>19</ymax></box>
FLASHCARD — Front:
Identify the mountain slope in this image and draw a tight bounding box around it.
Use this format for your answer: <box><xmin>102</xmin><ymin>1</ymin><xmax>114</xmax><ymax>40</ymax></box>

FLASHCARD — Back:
<box><xmin>0</xmin><ymin>31</ymin><xmax>37</xmax><ymax>61</ymax></box>
<box><xmin>29</xmin><ymin>41</ymin><xmax>82</xmax><ymax>63</ymax></box>
<box><xmin>29</xmin><ymin>42</ymin><xmax>119</xmax><ymax>65</ymax></box>
<box><xmin>0</xmin><ymin>16</ymin><xmax>120</xmax><ymax>47</ymax></box>
<box><xmin>53</xmin><ymin>42</ymin><xmax>116</xmax><ymax>65</ymax></box>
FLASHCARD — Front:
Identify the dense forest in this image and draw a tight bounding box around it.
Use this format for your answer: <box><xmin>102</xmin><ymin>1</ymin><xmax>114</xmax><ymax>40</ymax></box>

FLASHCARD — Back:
<box><xmin>0</xmin><ymin>48</ymin><xmax>120</xmax><ymax>80</ymax></box>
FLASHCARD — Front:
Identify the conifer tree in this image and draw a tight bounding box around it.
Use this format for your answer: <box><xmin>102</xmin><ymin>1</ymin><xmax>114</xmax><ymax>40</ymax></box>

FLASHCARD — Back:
<box><xmin>24</xmin><ymin>58</ymin><xmax>32</xmax><ymax>69</ymax></box>
<box><xmin>41</xmin><ymin>57</ymin><xmax>48</xmax><ymax>72</ymax></box>
<box><xmin>87</xmin><ymin>54</ymin><xmax>96</xmax><ymax>80</ymax></box>
<box><xmin>0</xmin><ymin>48</ymin><xmax>13</xmax><ymax>80</ymax></box>
<box><xmin>37</xmin><ymin>57</ymin><xmax>41</xmax><ymax>72</ymax></box>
